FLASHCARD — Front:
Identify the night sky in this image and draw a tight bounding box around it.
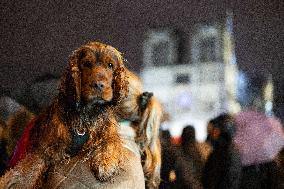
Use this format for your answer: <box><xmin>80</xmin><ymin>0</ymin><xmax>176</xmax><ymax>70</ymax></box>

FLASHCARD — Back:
<box><xmin>0</xmin><ymin>0</ymin><xmax>283</xmax><ymax>119</ymax></box>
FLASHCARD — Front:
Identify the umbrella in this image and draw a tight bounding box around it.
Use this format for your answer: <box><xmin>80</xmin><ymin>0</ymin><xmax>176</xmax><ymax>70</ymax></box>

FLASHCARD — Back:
<box><xmin>233</xmin><ymin>110</ymin><xmax>284</xmax><ymax>166</ymax></box>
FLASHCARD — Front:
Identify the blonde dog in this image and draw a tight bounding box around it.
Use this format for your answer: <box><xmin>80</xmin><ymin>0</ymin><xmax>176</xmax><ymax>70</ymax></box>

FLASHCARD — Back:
<box><xmin>118</xmin><ymin>70</ymin><xmax>163</xmax><ymax>189</ymax></box>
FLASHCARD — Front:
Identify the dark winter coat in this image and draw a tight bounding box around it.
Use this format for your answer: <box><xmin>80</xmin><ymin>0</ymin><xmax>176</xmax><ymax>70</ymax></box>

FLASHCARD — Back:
<box><xmin>202</xmin><ymin>140</ymin><xmax>242</xmax><ymax>189</ymax></box>
<box><xmin>240</xmin><ymin>161</ymin><xmax>284</xmax><ymax>189</ymax></box>
<box><xmin>175</xmin><ymin>143</ymin><xmax>205</xmax><ymax>189</ymax></box>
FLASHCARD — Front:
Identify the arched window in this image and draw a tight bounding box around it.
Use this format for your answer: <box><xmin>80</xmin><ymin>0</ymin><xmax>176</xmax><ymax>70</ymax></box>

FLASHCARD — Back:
<box><xmin>191</xmin><ymin>24</ymin><xmax>222</xmax><ymax>64</ymax></box>
<box><xmin>143</xmin><ymin>29</ymin><xmax>179</xmax><ymax>67</ymax></box>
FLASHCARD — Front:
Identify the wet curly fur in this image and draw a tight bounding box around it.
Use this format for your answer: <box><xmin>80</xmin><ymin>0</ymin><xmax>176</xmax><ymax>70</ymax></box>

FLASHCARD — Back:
<box><xmin>118</xmin><ymin>71</ymin><xmax>163</xmax><ymax>189</ymax></box>
<box><xmin>0</xmin><ymin>42</ymin><xmax>130</xmax><ymax>187</ymax></box>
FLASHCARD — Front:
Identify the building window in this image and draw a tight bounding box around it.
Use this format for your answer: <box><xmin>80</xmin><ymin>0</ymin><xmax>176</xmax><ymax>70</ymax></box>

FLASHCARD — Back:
<box><xmin>199</xmin><ymin>37</ymin><xmax>217</xmax><ymax>62</ymax></box>
<box><xmin>143</xmin><ymin>29</ymin><xmax>179</xmax><ymax>67</ymax></box>
<box><xmin>191</xmin><ymin>24</ymin><xmax>221</xmax><ymax>64</ymax></box>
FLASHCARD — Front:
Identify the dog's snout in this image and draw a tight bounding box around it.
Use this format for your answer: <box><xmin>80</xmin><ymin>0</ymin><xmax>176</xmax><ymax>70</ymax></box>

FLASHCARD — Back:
<box><xmin>93</xmin><ymin>81</ymin><xmax>105</xmax><ymax>91</ymax></box>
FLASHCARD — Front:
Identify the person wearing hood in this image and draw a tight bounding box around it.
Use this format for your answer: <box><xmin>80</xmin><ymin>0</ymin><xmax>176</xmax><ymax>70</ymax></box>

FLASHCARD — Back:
<box><xmin>202</xmin><ymin>113</ymin><xmax>242</xmax><ymax>189</ymax></box>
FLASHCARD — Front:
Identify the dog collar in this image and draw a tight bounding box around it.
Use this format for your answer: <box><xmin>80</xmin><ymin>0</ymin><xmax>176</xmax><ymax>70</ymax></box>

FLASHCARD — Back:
<box><xmin>67</xmin><ymin>128</ymin><xmax>90</xmax><ymax>156</ymax></box>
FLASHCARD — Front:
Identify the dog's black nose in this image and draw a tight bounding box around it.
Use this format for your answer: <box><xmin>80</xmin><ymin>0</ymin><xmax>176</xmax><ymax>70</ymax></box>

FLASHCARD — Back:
<box><xmin>93</xmin><ymin>82</ymin><xmax>105</xmax><ymax>91</ymax></box>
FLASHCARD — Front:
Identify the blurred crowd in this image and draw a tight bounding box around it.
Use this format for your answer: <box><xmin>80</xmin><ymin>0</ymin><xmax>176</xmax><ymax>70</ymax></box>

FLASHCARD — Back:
<box><xmin>1</xmin><ymin>95</ymin><xmax>284</xmax><ymax>189</ymax></box>
<box><xmin>159</xmin><ymin>112</ymin><xmax>284</xmax><ymax>189</ymax></box>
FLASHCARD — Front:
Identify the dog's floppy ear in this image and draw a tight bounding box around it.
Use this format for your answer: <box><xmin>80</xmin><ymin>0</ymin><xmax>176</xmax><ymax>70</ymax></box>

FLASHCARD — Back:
<box><xmin>137</xmin><ymin>95</ymin><xmax>162</xmax><ymax>189</ymax></box>
<box><xmin>112</xmin><ymin>53</ymin><xmax>129</xmax><ymax>105</ymax></box>
<box><xmin>117</xmin><ymin>70</ymin><xmax>143</xmax><ymax>121</ymax></box>
<box><xmin>59</xmin><ymin>48</ymin><xmax>87</xmax><ymax>110</ymax></box>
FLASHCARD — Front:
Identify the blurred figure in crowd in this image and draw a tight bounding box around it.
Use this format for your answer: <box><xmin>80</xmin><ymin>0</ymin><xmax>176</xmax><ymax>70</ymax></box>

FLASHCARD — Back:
<box><xmin>175</xmin><ymin>125</ymin><xmax>207</xmax><ymax>189</ymax></box>
<box><xmin>0</xmin><ymin>99</ymin><xmax>34</xmax><ymax>176</ymax></box>
<box><xmin>0</xmin><ymin>118</ymin><xmax>8</xmax><ymax>176</ymax></box>
<box><xmin>159</xmin><ymin>130</ymin><xmax>178</xmax><ymax>189</ymax></box>
<box><xmin>205</xmin><ymin>119</ymin><xmax>220</xmax><ymax>150</ymax></box>
<box><xmin>5</xmin><ymin>107</ymin><xmax>34</xmax><ymax>158</ymax></box>
<box><xmin>205</xmin><ymin>120</ymin><xmax>214</xmax><ymax>145</ymax></box>
<box><xmin>202</xmin><ymin>113</ymin><xmax>242</xmax><ymax>189</ymax></box>
<box><xmin>276</xmin><ymin>147</ymin><xmax>284</xmax><ymax>188</ymax></box>
<box><xmin>0</xmin><ymin>96</ymin><xmax>22</xmax><ymax>122</ymax></box>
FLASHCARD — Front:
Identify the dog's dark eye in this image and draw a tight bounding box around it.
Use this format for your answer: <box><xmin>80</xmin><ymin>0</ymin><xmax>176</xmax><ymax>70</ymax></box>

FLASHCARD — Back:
<box><xmin>83</xmin><ymin>61</ymin><xmax>93</xmax><ymax>69</ymax></box>
<box><xmin>108</xmin><ymin>63</ymin><xmax>114</xmax><ymax>69</ymax></box>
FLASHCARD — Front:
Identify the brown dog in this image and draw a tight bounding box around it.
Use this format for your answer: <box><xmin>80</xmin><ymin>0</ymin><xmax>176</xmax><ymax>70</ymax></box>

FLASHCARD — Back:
<box><xmin>0</xmin><ymin>42</ymin><xmax>147</xmax><ymax>188</ymax></box>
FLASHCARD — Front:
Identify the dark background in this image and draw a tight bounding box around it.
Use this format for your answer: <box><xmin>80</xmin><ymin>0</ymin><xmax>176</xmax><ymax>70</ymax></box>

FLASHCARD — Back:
<box><xmin>0</xmin><ymin>0</ymin><xmax>283</xmax><ymax>120</ymax></box>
